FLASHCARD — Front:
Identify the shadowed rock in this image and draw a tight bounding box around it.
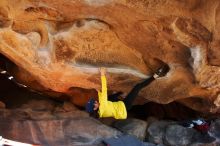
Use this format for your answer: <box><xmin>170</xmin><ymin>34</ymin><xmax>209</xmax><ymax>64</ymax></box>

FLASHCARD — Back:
<box><xmin>112</xmin><ymin>118</ymin><xmax>148</xmax><ymax>140</ymax></box>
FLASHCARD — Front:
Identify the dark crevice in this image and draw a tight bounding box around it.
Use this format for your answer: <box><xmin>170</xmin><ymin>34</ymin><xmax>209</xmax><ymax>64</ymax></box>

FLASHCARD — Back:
<box><xmin>129</xmin><ymin>102</ymin><xmax>200</xmax><ymax>121</ymax></box>
<box><xmin>0</xmin><ymin>53</ymin><xmax>63</xmax><ymax>108</ymax></box>
<box><xmin>0</xmin><ymin>72</ymin><xmax>63</xmax><ymax>109</ymax></box>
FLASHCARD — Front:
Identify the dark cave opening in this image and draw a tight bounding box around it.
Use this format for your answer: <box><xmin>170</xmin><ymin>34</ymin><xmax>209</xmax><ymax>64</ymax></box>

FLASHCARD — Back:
<box><xmin>130</xmin><ymin>102</ymin><xmax>199</xmax><ymax>121</ymax></box>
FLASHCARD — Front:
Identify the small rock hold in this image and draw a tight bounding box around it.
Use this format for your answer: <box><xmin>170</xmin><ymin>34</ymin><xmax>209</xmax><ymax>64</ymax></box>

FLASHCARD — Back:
<box><xmin>0</xmin><ymin>101</ymin><xmax>6</xmax><ymax>108</ymax></box>
<box><xmin>62</xmin><ymin>101</ymin><xmax>77</xmax><ymax>112</ymax></box>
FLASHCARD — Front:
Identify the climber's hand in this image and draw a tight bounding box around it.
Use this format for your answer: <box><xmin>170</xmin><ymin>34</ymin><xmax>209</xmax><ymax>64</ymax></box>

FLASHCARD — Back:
<box><xmin>100</xmin><ymin>67</ymin><xmax>106</xmax><ymax>76</ymax></box>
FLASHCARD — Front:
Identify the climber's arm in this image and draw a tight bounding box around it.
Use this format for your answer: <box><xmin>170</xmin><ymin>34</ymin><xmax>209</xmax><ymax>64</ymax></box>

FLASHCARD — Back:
<box><xmin>98</xmin><ymin>68</ymin><xmax>108</xmax><ymax>105</ymax></box>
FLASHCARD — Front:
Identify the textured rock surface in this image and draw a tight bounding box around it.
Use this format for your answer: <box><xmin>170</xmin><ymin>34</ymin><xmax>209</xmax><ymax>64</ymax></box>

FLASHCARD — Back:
<box><xmin>1</xmin><ymin>69</ymin><xmax>220</xmax><ymax>146</ymax></box>
<box><xmin>0</xmin><ymin>0</ymin><xmax>220</xmax><ymax>112</ymax></box>
<box><xmin>112</xmin><ymin>118</ymin><xmax>148</xmax><ymax>140</ymax></box>
<box><xmin>147</xmin><ymin>121</ymin><xmax>173</xmax><ymax>144</ymax></box>
<box><xmin>164</xmin><ymin>125</ymin><xmax>197</xmax><ymax>146</ymax></box>
<box><xmin>210</xmin><ymin>119</ymin><xmax>220</xmax><ymax>139</ymax></box>
<box><xmin>147</xmin><ymin>121</ymin><xmax>218</xmax><ymax>146</ymax></box>
<box><xmin>0</xmin><ymin>99</ymin><xmax>121</xmax><ymax>146</ymax></box>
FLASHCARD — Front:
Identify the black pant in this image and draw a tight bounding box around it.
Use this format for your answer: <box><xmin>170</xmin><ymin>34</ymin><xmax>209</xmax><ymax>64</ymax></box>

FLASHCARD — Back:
<box><xmin>109</xmin><ymin>76</ymin><xmax>155</xmax><ymax>110</ymax></box>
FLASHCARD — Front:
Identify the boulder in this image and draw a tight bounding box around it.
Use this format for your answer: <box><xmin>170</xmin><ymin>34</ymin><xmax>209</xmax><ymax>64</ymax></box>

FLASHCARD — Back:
<box><xmin>207</xmin><ymin>119</ymin><xmax>220</xmax><ymax>145</ymax></box>
<box><xmin>103</xmin><ymin>134</ymin><xmax>158</xmax><ymax>146</ymax></box>
<box><xmin>0</xmin><ymin>99</ymin><xmax>121</xmax><ymax>146</ymax></box>
<box><xmin>113</xmin><ymin>118</ymin><xmax>148</xmax><ymax>140</ymax></box>
<box><xmin>190</xmin><ymin>133</ymin><xmax>217</xmax><ymax>146</ymax></box>
<box><xmin>209</xmin><ymin>119</ymin><xmax>220</xmax><ymax>139</ymax></box>
<box><xmin>148</xmin><ymin>121</ymin><xmax>217</xmax><ymax>146</ymax></box>
<box><xmin>164</xmin><ymin>125</ymin><xmax>197</xmax><ymax>146</ymax></box>
<box><xmin>147</xmin><ymin>121</ymin><xmax>174</xmax><ymax>144</ymax></box>
<box><xmin>0</xmin><ymin>117</ymin><xmax>121</xmax><ymax>146</ymax></box>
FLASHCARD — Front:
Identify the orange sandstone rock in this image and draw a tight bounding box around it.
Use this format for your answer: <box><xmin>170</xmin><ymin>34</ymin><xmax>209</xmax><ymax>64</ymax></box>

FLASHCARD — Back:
<box><xmin>0</xmin><ymin>0</ymin><xmax>219</xmax><ymax>113</ymax></box>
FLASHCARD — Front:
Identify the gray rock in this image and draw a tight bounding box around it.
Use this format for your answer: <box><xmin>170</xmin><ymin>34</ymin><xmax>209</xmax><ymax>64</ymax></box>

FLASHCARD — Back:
<box><xmin>113</xmin><ymin>118</ymin><xmax>148</xmax><ymax>140</ymax></box>
<box><xmin>154</xmin><ymin>123</ymin><xmax>216</xmax><ymax>146</ymax></box>
<box><xmin>147</xmin><ymin>121</ymin><xmax>173</xmax><ymax>144</ymax></box>
<box><xmin>147</xmin><ymin>120</ymin><xmax>217</xmax><ymax>146</ymax></box>
<box><xmin>64</xmin><ymin>117</ymin><xmax>121</xmax><ymax>145</ymax></box>
<box><xmin>190</xmin><ymin>141</ymin><xmax>218</xmax><ymax>146</ymax></box>
<box><xmin>164</xmin><ymin>124</ymin><xmax>196</xmax><ymax>146</ymax></box>
<box><xmin>143</xmin><ymin>142</ymin><xmax>163</xmax><ymax>146</ymax></box>
<box><xmin>190</xmin><ymin>132</ymin><xmax>216</xmax><ymax>146</ymax></box>
<box><xmin>210</xmin><ymin>119</ymin><xmax>220</xmax><ymax>139</ymax></box>
<box><xmin>146</xmin><ymin>116</ymin><xmax>159</xmax><ymax>127</ymax></box>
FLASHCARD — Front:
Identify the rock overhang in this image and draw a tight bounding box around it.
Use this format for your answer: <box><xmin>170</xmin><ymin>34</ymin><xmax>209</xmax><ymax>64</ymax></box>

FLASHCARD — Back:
<box><xmin>0</xmin><ymin>0</ymin><xmax>219</xmax><ymax>113</ymax></box>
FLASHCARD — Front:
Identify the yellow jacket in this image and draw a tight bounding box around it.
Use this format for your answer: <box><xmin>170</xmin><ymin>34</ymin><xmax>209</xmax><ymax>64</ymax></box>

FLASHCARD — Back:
<box><xmin>98</xmin><ymin>75</ymin><xmax>127</xmax><ymax>119</ymax></box>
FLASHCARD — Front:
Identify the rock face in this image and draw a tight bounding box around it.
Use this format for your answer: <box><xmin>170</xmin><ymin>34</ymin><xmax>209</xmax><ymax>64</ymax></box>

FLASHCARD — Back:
<box><xmin>112</xmin><ymin>118</ymin><xmax>148</xmax><ymax>140</ymax></box>
<box><xmin>164</xmin><ymin>125</ymin><xmax>197</xmax><ymax>146</ymax></box>
<box><xmin>0</xmin><ymin>99</ymin><xmax>121</xmax><ymax>146</ymax></box>
<box><xmin>147</xmin><ymin>120</ymin><xmax>217</xmax><ymax>146</ymax></box>
<box><xmin>0</xmin><ymin>86</ymin><xmax>220</xmax><ymax>146</ymax></box>
<box><xmin>0</xmin><ymin>0</ymin><xmax>220</xmax><ymax>113</ymax></box>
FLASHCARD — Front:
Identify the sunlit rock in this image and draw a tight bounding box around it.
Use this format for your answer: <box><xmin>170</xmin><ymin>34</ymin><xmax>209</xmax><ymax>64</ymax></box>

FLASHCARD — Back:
<box><xmin>0</xmin><ymin>0</ymin><xmax>219</xmax><ymax>113</ymax></box>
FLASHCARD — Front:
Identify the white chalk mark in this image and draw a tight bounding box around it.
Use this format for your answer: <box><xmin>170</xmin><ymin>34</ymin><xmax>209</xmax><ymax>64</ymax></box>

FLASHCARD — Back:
<box><xmin>8</xmin><ymin>76</ymin><xmax>13</xmax><ymax>80</ymax></box>
<box><xmin>0</xmin><ymin>70</ymin><xmax>6</xmax><ymax>74</ymax></box>
<box><xmin>189</xmin><ymin>47</ymin><xmax>203</xmax><ymax>71</ymax></box>
<box><xmin>84</xmin><ymin>0</ymin><xmax>113</xmax><ymax>6</ymax></box>
<box><xmin>73</xmin><ymin>63</ymin><xmax>149</xmax><ymax>79</ymax></box>
<box><xmin>17</xmin><ymin>83</ymin><xmax>27</xmax><ymax>88</ymax></box>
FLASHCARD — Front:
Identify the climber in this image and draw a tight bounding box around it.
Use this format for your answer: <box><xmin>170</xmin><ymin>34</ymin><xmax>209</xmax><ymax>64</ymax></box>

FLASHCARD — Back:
<box><xmin>86</xmin><ymin>64</ymin><xmax>170</xmax><ymax>119</ymax></box>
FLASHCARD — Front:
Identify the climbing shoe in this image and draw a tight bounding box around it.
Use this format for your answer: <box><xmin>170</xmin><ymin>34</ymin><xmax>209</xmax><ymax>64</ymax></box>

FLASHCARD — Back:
<box><xmin>155</xmin><ymin>64</ymin><xmax>170</xmax><ymax>77</ymax></box>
